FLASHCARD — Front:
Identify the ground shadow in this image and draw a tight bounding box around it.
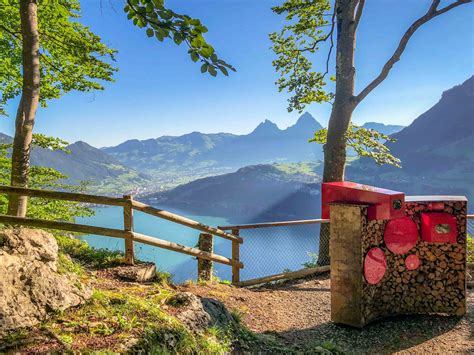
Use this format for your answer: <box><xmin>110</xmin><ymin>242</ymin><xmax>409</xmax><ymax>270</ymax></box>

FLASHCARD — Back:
<box><xmin>249</xmin><ymin>274</ymin><xmax>472</xmax><ymax>353</ymax></box>
<box><xmin>270</xmin><ymin>309</ymin><xmax>465</xmax><ymax>353</ymax></box>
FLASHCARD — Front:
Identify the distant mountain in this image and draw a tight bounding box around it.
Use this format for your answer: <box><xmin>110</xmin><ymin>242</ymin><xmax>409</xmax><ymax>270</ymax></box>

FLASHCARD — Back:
<box><xmin>145</xmin><ymin>77</ymin><xmax>474</xmax><ymax>221</ymax></box>
<box><xmin>349</xmin><ymin>76</ymin><xmax>474</xmax><ymax>200</ymax></box>
<box><xmin>0</xmin><ymin>132</ymin><xmax>11</xmax><ymax>144</ymax></box>
<box><xmin>103</xmin><ymin>112</ymin><xmax>324</xmax><ymax>178</ymax></box>
<box><xmin>361</xmin><ymin>122</ymin><xmax>404</xmax><ymax>135</ymax></box>
<box><xmin>0</xmin><ymin>135</ymin><xmax>151</xmax><ymax>194</ymax></box>
<box><xmin>143</xmin><ymin>162</ymin><xmax>323</xmax><ymax>222</ymax></box>
<box><xmin>387</xmin><ymin>76</ymin><xmax>473</xmax><ymax>172</ymax></box>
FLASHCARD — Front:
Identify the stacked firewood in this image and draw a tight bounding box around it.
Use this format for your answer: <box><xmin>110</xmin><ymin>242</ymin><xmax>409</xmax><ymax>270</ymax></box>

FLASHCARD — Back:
<box><xmin>361</xmin><ymin>200</ymin><xmax>467</xmax><ymax>325</ymax></box>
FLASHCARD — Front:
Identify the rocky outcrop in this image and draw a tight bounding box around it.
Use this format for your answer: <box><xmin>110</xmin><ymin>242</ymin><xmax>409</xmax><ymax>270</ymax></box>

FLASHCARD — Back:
<box><xmin>0</xmin><ymin>228</ymin><xmax>91</xmax><ymax>337</ymax></box>
<box><xmin>168</xmin><ymin>292</ymin><xmax>237</xmax><ymax>333</ymax></box>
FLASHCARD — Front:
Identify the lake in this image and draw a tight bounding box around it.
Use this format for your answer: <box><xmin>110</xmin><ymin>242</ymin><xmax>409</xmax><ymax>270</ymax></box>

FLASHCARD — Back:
<box><xmin>78</xmin><ymin>206</ymin><xmax>321</xmax><ymax>283</ymax></box>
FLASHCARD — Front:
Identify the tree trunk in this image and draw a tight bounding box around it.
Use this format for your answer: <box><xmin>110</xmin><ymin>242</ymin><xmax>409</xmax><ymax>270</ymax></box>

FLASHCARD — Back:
<box><xmin>7</xmin><ymin>0</ymin><xmax>40</xmax><ymax>217</ymax></box>
<box><xmin>318</xmin><ymin>0</ymin><xmax>357</xmax><ymax>265</ymax></box>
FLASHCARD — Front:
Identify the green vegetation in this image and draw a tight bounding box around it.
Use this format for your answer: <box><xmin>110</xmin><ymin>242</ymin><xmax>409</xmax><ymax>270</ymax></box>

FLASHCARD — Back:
<box><xmin>467</xmin><ymin>235</ymin><xmax>473</xmax><ymax>263</ymax></box>
<box><xmin>0</xmin><ymin>0</ymin><xmax>116</xmax><ymax>113</ymax></box>
<box><xmin>42</xmin><ymin>288</ymin><xmax>232</xmax><ymax>353</ymax></box>
<box><xmin>55</xmin><ymin>235</ymin><xmax>125</xmax><ymax>269</ymax></box>
<box><xmin>274</xmin><ymin>161</ymin><xmax>322</xmax><ymax>176</ymax></box>
<box><xmin>0</xmin><ymin>136</ymin><xmax>94</xmax><ymax>222</ymax></box>
<box><xmin>310</xmin><ymin>124</ymin><xmax>401</xmax><ymax>168</ymax></box>
<box><xmin>123</xmin><ymin>0</ymin><xmax>235</xmax><ymax>77</ymax></box>
<box><xmin>302</xmin><ymin>252</ymin><xmax>319</xmax><ymax>269</ymax></box>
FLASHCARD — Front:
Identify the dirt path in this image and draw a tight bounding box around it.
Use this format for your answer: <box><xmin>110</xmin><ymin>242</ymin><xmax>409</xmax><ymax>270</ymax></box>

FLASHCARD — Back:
<box><xmin>182</xmin><ymin>274</ymin><xmax>474</xmax><ymax>354</ymax></box>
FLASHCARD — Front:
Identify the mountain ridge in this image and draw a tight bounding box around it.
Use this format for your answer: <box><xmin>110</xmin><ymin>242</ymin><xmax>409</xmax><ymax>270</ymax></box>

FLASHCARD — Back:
<box><xmin>101</xmin><ymin>113</ymin><xmax>403</xmax><ymax>180</ymax></box>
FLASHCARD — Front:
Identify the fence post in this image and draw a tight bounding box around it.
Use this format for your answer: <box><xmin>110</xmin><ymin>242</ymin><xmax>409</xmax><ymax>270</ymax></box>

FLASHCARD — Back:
<box><xmin>123</xmin><ymin>194</ymin><xmax>134</xmax><ymax>265</ymax></box>
<box><xmin>198</xmin><ymin>233</ymin><xmax>213</xmax><ymax>282</ymax></box>
<box><xmin>232</xmin><ymin>228</ymin><xmax>240</xmax><ymax>285</ymax></box>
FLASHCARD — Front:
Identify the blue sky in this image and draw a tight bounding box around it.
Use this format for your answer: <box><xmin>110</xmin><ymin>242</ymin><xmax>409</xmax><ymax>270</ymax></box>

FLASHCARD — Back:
<box><xmin>1</xmin><ymin>0</ymin><xmax>473</xmax><ymax>147</ymax></box>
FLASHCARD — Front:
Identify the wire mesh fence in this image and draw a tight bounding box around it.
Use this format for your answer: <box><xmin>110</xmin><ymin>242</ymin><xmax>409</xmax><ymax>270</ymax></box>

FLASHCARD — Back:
<box><xmin>233</xmin><ymin>215</ymin><xmax>473</xmax><ymax>283</ymax></box>
<box><xmin>233</xmin><ymin>221</ymin><xmax>330</xmax><ymax>282</ymax></box>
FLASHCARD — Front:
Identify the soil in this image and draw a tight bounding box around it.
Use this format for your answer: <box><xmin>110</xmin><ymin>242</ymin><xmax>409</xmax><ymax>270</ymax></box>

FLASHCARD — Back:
<box><xmin>181</xmin><ymin>273</ymin><xmax>474</xmax><ymax>354</ymax></box>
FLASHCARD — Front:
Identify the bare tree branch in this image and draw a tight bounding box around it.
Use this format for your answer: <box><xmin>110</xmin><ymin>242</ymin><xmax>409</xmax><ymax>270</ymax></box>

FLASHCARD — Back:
<box><xmin>354</xmin><ymin>0</ymin><xmax>365</xmax><ymax>29</ymax></box>
<box><xmin>354</xmin><ymin>0</ymin><xmax>471</xmax><ymax>105</ymax></box>
<box><xmin>0</xmin><ymin>24</ymin><xmax>21</xmax><ymax>40</ymax></box>
<box><xmin>323</xmin><ymin>11</ymin><xmax>336</xmax><ymax>78</ymax></box>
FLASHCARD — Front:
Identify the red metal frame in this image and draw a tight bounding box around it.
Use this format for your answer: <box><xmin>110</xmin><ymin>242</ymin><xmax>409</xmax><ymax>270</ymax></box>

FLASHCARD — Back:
<box><xmin>322</xmin><ymin>181</ymin><xmax>405</xmax><ymax>221</ymax></box>
<box><xmin>421</xmin><ymin>212</ymin><xmax>457</xmax><ymax>243</ymax></box>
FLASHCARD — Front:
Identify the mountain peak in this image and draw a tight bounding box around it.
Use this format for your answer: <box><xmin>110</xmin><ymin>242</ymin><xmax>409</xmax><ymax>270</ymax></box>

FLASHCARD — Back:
<box><xmin>285</xmin><ymin>112</ymin><xmax>322</xmax><ymax>135</ymax></box>
<box><xmin>296</xmin><ymin>112</ymin><xmax>316</xmax><ymax>125</ymax></box>
<box><xmin>250</xmin><ymin>119</ymin><xmax>281</xmax><ymax>136</ymax></box>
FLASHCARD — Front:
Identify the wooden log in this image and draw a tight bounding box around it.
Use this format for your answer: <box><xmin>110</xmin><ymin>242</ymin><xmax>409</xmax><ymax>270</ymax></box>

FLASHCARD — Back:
<box><xmin>232</xmin><ymin>228</ymin><xmax>241</xmax><ymax>284</ymax></box>
<box><xmin>131</xmin><ymin>200</ymin><xmax>242</xmax><ymax>243</ymax></box>
<box><xmin>197</xmin><ymin>233</ymin><xmax>213</xmax><ymax>282</ymax></box>
<box><xmin>0</xmin><ymin>185</ymin><xmax>127</xmax><ymax>206</ymax></box>
<box><xmin>236</xmin><ymin>265</ymin><xmax>330</xmax><ymax>287</ymax></box>
<box><xmin>219</xmin><ymin>218</ymin><xmax>329</xmax><ymax>230</ymax></box>
<box><xmin>131</xmin><ymin>231</ymin><xmax>243</xmax><ymax>268</ymax></box>
<box><xmin>0</xmin><ymin>214</ymin><xmax>127</xmax><ymax>239</ymax></box>
<box><xmin>123</xmin><ymin>195</ymin><xmax>134</xmax><ymax>265</ymax></box>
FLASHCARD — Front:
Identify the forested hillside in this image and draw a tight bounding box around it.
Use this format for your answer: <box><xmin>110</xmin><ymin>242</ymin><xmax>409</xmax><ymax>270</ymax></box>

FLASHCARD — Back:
<box><xmin>349</xmin><ymin>76</ymin><xmax>474</xmax><ymax>199</ymax></box>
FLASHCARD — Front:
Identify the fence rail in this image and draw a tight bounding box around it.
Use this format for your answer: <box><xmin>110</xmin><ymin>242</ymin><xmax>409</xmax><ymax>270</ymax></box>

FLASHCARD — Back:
<box><xmin>1</xmin><ymin>185</ymin><xmax>472</xmax><ymax>287</ymax></box>
<box><xmin>0</xmin><ymin>186</ymin><xmax>243</xmax><ymax>283</ymax></box>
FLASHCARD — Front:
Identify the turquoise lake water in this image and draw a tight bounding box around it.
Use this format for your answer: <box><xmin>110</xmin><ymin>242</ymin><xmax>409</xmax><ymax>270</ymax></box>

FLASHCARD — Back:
<box><xmin>78</xmin><ymin>206</ymin><xmax>321</xmax><ymax>283</ymax></box>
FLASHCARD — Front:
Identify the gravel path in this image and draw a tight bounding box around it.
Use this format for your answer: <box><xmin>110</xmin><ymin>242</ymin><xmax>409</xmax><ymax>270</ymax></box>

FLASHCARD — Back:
<box><xmin>182</xmin><ymin>274</ymin><xmax>473</xmax><ymax>354</ymax></box>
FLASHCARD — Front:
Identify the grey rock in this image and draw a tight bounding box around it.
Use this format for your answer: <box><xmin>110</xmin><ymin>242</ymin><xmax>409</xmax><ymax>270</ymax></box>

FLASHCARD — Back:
<box><xmin>0</xmin><ymin>228</ymin><xmax>91</xmax><ymax>338</ymax></box>
<box><xmin>114</xmin><ymin>263</ymin><xmax>156</xmax><ymax>283</ymax></box>
<box><xmin>169</xmin><ymin>292</ymin><xmax>237</xmax><ymax>333</ymax></box>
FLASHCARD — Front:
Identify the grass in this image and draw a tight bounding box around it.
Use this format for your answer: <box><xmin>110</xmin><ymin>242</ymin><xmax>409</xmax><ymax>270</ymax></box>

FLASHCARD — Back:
<box><xmin>41</xmin><ymin>287</ymin><xmax>233</xmax><ymax>353</ymax></box>
<box><xmin>55</xmin><ymin>234</ymin><xmax>125</xmax><ymax>269</ymax></box>
<box><xmin>274</xmin><ymin>161</ymin><xmax>321</xmax><ymax>175</ymax></box>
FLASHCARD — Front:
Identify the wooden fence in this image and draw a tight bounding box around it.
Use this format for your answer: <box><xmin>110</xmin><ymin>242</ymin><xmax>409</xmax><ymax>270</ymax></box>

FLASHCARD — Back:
<box><xmin>0</xmin><ymin>186</ymin><xmax>243</xmax><ymax>283</ymax></box>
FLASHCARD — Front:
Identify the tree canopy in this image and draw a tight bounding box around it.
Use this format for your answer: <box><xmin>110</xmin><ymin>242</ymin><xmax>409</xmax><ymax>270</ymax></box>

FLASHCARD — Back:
<box><xmin>0</xmin><ymin>0</ymin><xmax>117</xmax><ymax>114</ymax></box>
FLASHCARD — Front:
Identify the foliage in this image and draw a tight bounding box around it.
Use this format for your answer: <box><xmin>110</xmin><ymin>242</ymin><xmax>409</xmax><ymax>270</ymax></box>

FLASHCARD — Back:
<box><xmin>0</xmin><ymin>135</ymin><xmax>94</xmax><ymax>221</ymax></box>
<box><xmin>36</xmin><ymin>288</ymin><xmax>233</xmax><ymax>353</ymax></box>
<box><xmin>0</xmin><ymin>0</ymin><xmax>117</xmax><ymax>114</ymax></box>
<box><xmin>270</xmin><ymin>0</ymin><xmax>333</xmax><ymax>112</ymax></box>
<box><xmin>302</xmin><ymin>251</ymin><xmax>318</xmax><ymax>268</ymax></box>
<box><xmin>310</xmin><ymin>124</ymin><xmax>402</xmax><ymax>167</ymax></box>
<box><xmin>55</xmin><ymin>234</ymin><xmax>124</xmax><ymax>269</ymax></box>
<box><xmin>467</xmin><ymin>235</ymin><xmax>473</xmax><ymax>263</ymax></box>
<box><xmin>123</xmin><ymin>0</ymin><xmax>236</xmax><ymax>77</ymax></box>
<box><xmin>57</xmin><ymin>251</ymin><xmax>86</xmax><ymax>277</ymax></box>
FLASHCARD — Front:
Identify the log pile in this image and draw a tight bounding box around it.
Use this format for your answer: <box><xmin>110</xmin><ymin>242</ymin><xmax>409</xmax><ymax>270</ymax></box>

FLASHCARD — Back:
<box><xmin>331</xmin><ymin>198</ymin><xmax>467</xmax><ymax>327</ymax></box>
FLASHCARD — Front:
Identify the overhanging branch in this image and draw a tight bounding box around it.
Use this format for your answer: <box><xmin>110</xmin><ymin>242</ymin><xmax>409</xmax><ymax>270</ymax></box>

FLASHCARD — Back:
<box><xmin>354</xmin><ymin>0</ymin><xmax>365</xmax><ymax>29</ymax></box>
<box><xmin>353</xmin><ymin>0</ymin><xmax>471</xmax><ymax>105</ymax></box>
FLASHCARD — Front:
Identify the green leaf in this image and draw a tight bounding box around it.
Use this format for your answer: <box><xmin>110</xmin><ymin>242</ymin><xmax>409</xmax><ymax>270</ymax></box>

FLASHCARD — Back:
<box><xmin>219</xmin><ymin>66</ymin><xmax>228</xmax><ymax>76</ymax></box>
<box><xmin>208</xmin><ymin>66</ymin><xmax>217</xmax><ymax>77</ymax></box>
<box><xmin>173</xmin><ymin>32</ymin><xmax>183</xmax><ymax>45</ymax></box>
<box><xmin>190</xmin><ymin>51</ymin><xmax>199</xmax><ymax>62</ymax></box>
<box><xmin>201</xmin><ymin>63</ymin><xmax>208</xmax><ymax>73</ymax></box>
<box><xmin>146</xmin><ymin>28</ymin><xmax>154</xmax><ymax>37</ymax></box>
